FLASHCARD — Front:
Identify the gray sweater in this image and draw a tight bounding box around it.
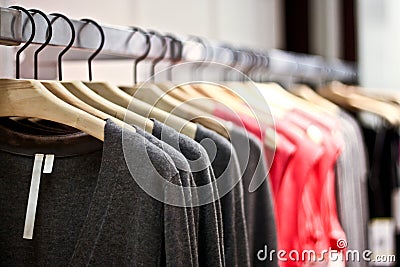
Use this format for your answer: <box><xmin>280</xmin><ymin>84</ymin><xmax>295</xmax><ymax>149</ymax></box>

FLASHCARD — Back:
<box><xmin>152</xmin><ymin>119</ymin><xmax>225</xmax><ymax>267</ymax></box>
<box><xmin>335</xmin><ymin>111</ymin><xmax>369</xmax><ymax>267</ymax></box>
<box><xmin>135</xmin><ymin>126</ymin><xmax>198</xmax><ymax>266</ymax></box>
<box><xmin>0</xmin><ymin>119</ymin><xmax>191</xmax><ymax>266</ymax></box>
<box><xmin>195</xmin><ymin>124</ymin><xmax>251</xmax><ymax>267</ymax></box>
<box><xmin>228</xmin><ymin>125</ymin><xmax>278</xmax><ymax>267</ymax></box>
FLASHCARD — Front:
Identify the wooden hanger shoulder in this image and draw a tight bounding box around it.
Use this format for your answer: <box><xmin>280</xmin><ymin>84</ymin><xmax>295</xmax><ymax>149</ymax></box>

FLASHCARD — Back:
<box><xmin>319</xmin><ymin>83</ymin><xmax>400</xmax><ymax>125</ymax></box>
<box><xmin>42</xmin><ymin>80</ymin><xmax>110</xmax><ymax>120</ymax></box>
<box><xmin>62</xmin><ymin>81</ymin><xmax>153</xmax><ymax>133</ymax></box>
<box><xmin>87</xmin><ymin>82</ymin><xmax>197</xmax><ymax>139</ymax></box>
<box><xmin>85</xmin><ymin>81</ymin><xmax>131</xmax><ymax>107</ymax></box>
<box><xmin>0</xmin><ymin>79</ymin><xmax>105</xmax><ymax>141</ymax></box>
<box><xmin>290</xmin><ymin>84</ymin><xmax>340</xmax><ymax>114</ymax></box>
<box><xmin>120</xmin><ymin>82</ymin><xmax>230</xmax><ymax>139</ymax></box>
<box><xmin>42</xmin><ymin>80</ymin><xmax>136</xmax><ymax>133</ymax></box>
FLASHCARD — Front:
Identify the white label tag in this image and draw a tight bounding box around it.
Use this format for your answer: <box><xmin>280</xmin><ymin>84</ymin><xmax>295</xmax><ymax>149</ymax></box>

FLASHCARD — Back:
<box><xmin>23</xmin><ymin>154</ymin><xmax>44</xmax><ymax>240</ymax></box>
<box><xmin>368</xmin><ymin>218</ymin><xmax>396</xmax><ymax>266</ymax></box>
<box><xmin>392</xmin><ymin>189</ymin><xmax>400</xmax><ymax>233</ymax></box>
<box><xmin>43</xmin><ymin>154</ymin><xmax>54</xmax><ymax>174</ymax></box>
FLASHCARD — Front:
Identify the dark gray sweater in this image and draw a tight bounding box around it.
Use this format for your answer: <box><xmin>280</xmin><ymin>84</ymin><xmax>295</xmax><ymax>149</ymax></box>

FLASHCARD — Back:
<box><xmin>135</xmin><ymin>126</ymin><xmax>198</xmax><ymax>267</ymax></box>
<box><xmin>228</xmin><ymin>125</ymin><xmax>278</xmax><ymax>267</ymax></box>
<box><xmin>152</xmin><ymin>119</ymin><xmax>224</xmax><ymax>267</ymax></box>
<box><xmin>0</xmin><ymin>119</ymin><xmax>191</xmax><ymax>266</ymax></box>
<box><xmin>195</xmin><ymin>124</ymin><xmax>250</xmax><ymax>267</ymax></box>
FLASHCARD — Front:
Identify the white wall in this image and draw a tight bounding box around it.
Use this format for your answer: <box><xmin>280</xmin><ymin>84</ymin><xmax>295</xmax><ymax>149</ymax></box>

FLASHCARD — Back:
<box><xmin>1</xmin><ymin>0</ymin><xmax>283</xmax><ymax>83</ymax></box>
<box><xmin>357</xmin><ymin>0</ymin><xmax>400</xmax><ymax>90</ymax></box>
<box><xmin>4</xmin><ymin>0</ymin><xmax>136</xmax><ymax>25</ymax></box>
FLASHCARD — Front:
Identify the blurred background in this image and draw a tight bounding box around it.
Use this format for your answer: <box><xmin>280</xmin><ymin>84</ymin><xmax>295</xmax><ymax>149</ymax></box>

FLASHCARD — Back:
<box><xmin>0</xmin><ymin>0</ymin><xmax>397</xmax><ymax>90</ymax></box>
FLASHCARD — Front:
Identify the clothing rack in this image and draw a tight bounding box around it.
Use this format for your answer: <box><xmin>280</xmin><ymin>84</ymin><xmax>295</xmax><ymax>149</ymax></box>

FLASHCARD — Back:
<box><xmin>0</xmin><ymin>6</ymin><xmax>357</xmax><ymax>83</ymax></box>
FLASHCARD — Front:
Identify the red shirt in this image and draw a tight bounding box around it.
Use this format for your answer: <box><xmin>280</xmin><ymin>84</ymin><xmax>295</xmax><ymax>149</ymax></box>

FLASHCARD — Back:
<box><xmin>286</xmin><ymin>109</ymin><xmax>346</xmax><ymax>253</ymax></box>
<box><xmin>275</xmin><ymin>119</ymin><xmax>324</xmax><ymax>266</ymax></box>
<box><xmin>269</xmin><ymin>132</ymin><xmax>296</xmax><ymax>199</ymax></box>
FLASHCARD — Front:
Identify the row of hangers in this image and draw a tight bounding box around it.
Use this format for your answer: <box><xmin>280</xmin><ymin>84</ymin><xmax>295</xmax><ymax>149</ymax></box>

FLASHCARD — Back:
<box><xmin>181</xmin><ymin>31</ymin><xmax>400</xmax><ymax>130</ymax></box>
<box><xmin>1</xmin><ymin>6</ymin><xmax>232</xmax><ymax>142</ymax></box>
<box><xmin>2</xmin><ymin>6</ymin><xmax>377</xmax><ymax>154</ymax></box>
<box><xmin>0</xmin><ymin>6</ymin><xmax>285</xmax><ymax>147</ymax></box>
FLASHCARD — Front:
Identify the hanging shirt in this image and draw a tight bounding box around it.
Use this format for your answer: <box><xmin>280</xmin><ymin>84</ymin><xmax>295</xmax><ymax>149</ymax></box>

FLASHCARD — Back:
<box><xmin>0</xmin><ymin>119</ymin><xmax>192</xmax><ymax>266</ymax></box>
<box><xmin>195</xmin><ymin>123</ymin><xmax>251</xmax><ymax>267</ymax></box>
<box><xmin>269</xmin><ymin>132</ymin><xmax>296</xmax><ymax>199</ymax></box>
<box><xmin>275</xmin><ymin>119</ymin><xmax>324</xmax><ymax>266</ymax></box>
<box><xmin>285</xmin><ymin>109</ymin><xmax>346</xmax><ymax>253</ymax></box>
<box><xmin>336</xmin><ymin>111</ymin><xmax>369</xmax><ymax>267</ymax></box>
<box><xmin>151</xmin><ymin>119</ymin><xmax>225</xmax><ymax>267</ymax></box>
<box><xmin>228</xmin><ymin>124</ymin><xmax>278</xmax><ymax>267</ymax></box>
<box><xmin>357</xmin><ymin>118</ymin><xmax>400</xmax><ymax>264</ymax></box>
<box><xmin>211</xmin><ymin>105</ymin><xmax>274</xmax><ymax>180</ymax></box>
<box><xmin>134</xmin><ymin>126</ymin><xmax>198</xmax><ymax>267</ymax></box>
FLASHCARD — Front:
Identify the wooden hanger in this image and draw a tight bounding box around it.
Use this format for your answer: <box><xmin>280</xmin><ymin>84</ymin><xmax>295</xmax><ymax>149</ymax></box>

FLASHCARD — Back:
<box><xmin>33</xmin><ymin>12</ymin><xmax>136</xmax><ymax>133</ymax></box>
<box><xmin>85</xmin><ymin>81</ymin><xmax>197</xmax><ymax>138</ymax></box>
<box><xmin>168</xmin><ymin>82</ymin><xmax>278</xmax><ymax>149</ymax></box>
<box><xmin>157</xmin><ymin>37</ymin><xmax>277</xmax><ymax>145</ymax></box>
<box><xmin>155</xmin><ymin>37</ymin><xmax>225</xmax><ymax>115</ymax></box>
<box><xmin>255</xmin><ymin>82</ymin><xmax>336</xmax><ymax>120</ymax></box>
<box><xmin>120</xmin><ymin>32</ymin><xmax>230</xmax><ymax>139</ymax></box>
<box><xmin>154</xmin><ymin>81</ymin><xmax>280</xmax><ymax>150</ymax></box>
<box><xmin>43</xmin><ymin>81</ymin><xmax>136</xmax><ymax>132</ymax></box>
<box><xmin>290</xmin><ymin>83</ymin><xmax>340</xmax><ymax>114</ymax></box>
<box><xmin>318</xmin><ymin>82</ymin><xmax>400</xmax><ymax>126</ymax></box>
<box><xmin>63</xmin><ymin>81</ymin><xmax>154</xmax><ymax>132</ymax></box>
<box><xmin>123</xmin><ymin>81</ymin><xmax>229</xmax><ymax>138</ymax></box>
<box><xmin>157</xmin><ymin>81</ymin><xmax>216</xmax><ymax>114</ymax></box>
<box><xmin>342</xmin><ymin>84</ymin><xmax>400</xmax><ymax>106</ymax></box>
<box><xmin>50</xmin><ymin>18</ymin><xmax>153</xmax><ymax>133</ymax></box>
<box><xmin>1</xmin><ymin>7</ymin><xmax>106</xmax><ymax>140</ymax></box>
<box><xmin>81</xmin><ymin>29</ymin><xmax>197</xmax><ymax>138</ymax></box>
<box><xmin>0</xmin><ymin>79</ymin><xmax>106</xmax><ymax>140</ymax></box>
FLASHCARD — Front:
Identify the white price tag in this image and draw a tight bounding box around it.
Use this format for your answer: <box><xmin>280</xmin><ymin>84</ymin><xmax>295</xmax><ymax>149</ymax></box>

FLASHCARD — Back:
<box><xmin>43</xmin><ymin>154</ymin><xmax>55</xmax><ymax>174</ymax></box>
<box><xmin>368</xmin><ymin>218</ymin><xmax>396</xmax><ymax>266</ymax></box>
<box><xmin>23</xmin><ymin>154</ymin><xmax>56</xmax><ymax>240</ymax></box>
<box><xmin>23</xmin><ymin>154</ymin><xmax>44</xmax><ymax>240</ymax></box>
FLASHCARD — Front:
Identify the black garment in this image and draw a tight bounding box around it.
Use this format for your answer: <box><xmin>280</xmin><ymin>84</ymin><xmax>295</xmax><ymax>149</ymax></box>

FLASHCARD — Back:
<box><xmin>195</xmin><ymin>124</ymin><xmax>250</xmax><ymax>267</ymax></box>
<box><xmin>0</xmin><ymin>119</ymin><xmax>192</xmax><ymax>266</ymax></box>
<box><xmin>152</xmin><ymin>119</ymin><xmax>224</xmax><ymax>267</ymax></box>
<box><xmin>228</xmin><ymin>125</ymin><xmax>278</xmax><ymax>267</ymax></box>
<box><xmin>362</xmin><ymin>126</ymin><xmax>399</xmax><ymax>218</ymax></box>
<box><xmin>361</xmin><ymin>124</ymin><xmax>400</xmax><ymax>265</ymax></box>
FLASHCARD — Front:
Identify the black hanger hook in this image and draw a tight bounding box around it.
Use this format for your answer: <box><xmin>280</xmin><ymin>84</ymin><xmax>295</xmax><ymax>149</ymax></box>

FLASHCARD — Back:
<box><xmin>129</xmin><ymin>27</ymin><xmax>151</xmax><ymax>85</ymax></box>
<box><xmin>255</xmin><ymin>51</ymin><xmax>268</xmax><ymax>82</ymax></box>
<box><xmin>50</xmin><ymin>13</ymin><xmax>76</xmax><ymax>81</ymax></box>
<box><xmin>164</xmin><ymin>34</ymin><xmax>182</xmax><ymax>81</ymax></box>
<box><xmin>258</xmin><ymin>52</ymin><xmax>270</xmax><ymax>82</ymax></box>
<box><xmin>236</xmin><ymin>49</ymin><xmax>251</xmax><ymax>81</ymax></box>
<box><xmin>165</xmin><ymin>34</ymin><xmax>183</xmax><ymax>63</ymax></box>
<box><xmin>28</xmin><ymin>9</ymin><xmax>53</xmax><ymax>80</ymax></box>
<box><xmin>80</xmin><ymin>18</ymin><xmax>104</xmax><ymax>81</ymax></box>
<box><xmin>148</xmin><ymin>30</ymin><xmax>167</xmax><ymax>81</ymax></box>
<box><xmin>221</xmin><ymin>45</ymin><xmax>239</xmax><ymax>81</ymax></box>
<box><xmin>9</xmin><ymin>6</ymin><xmax>36</xmax><ymax>79</ymax></box>
<box><xmin>242</xmin><ymin>50</ymin><xmax>256</xmax><ymax>80</ymax></box>
<box><xmin>249</xmin><ymin>51</ymin><xmax>261</xmax><ymax>82</ymax></box>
